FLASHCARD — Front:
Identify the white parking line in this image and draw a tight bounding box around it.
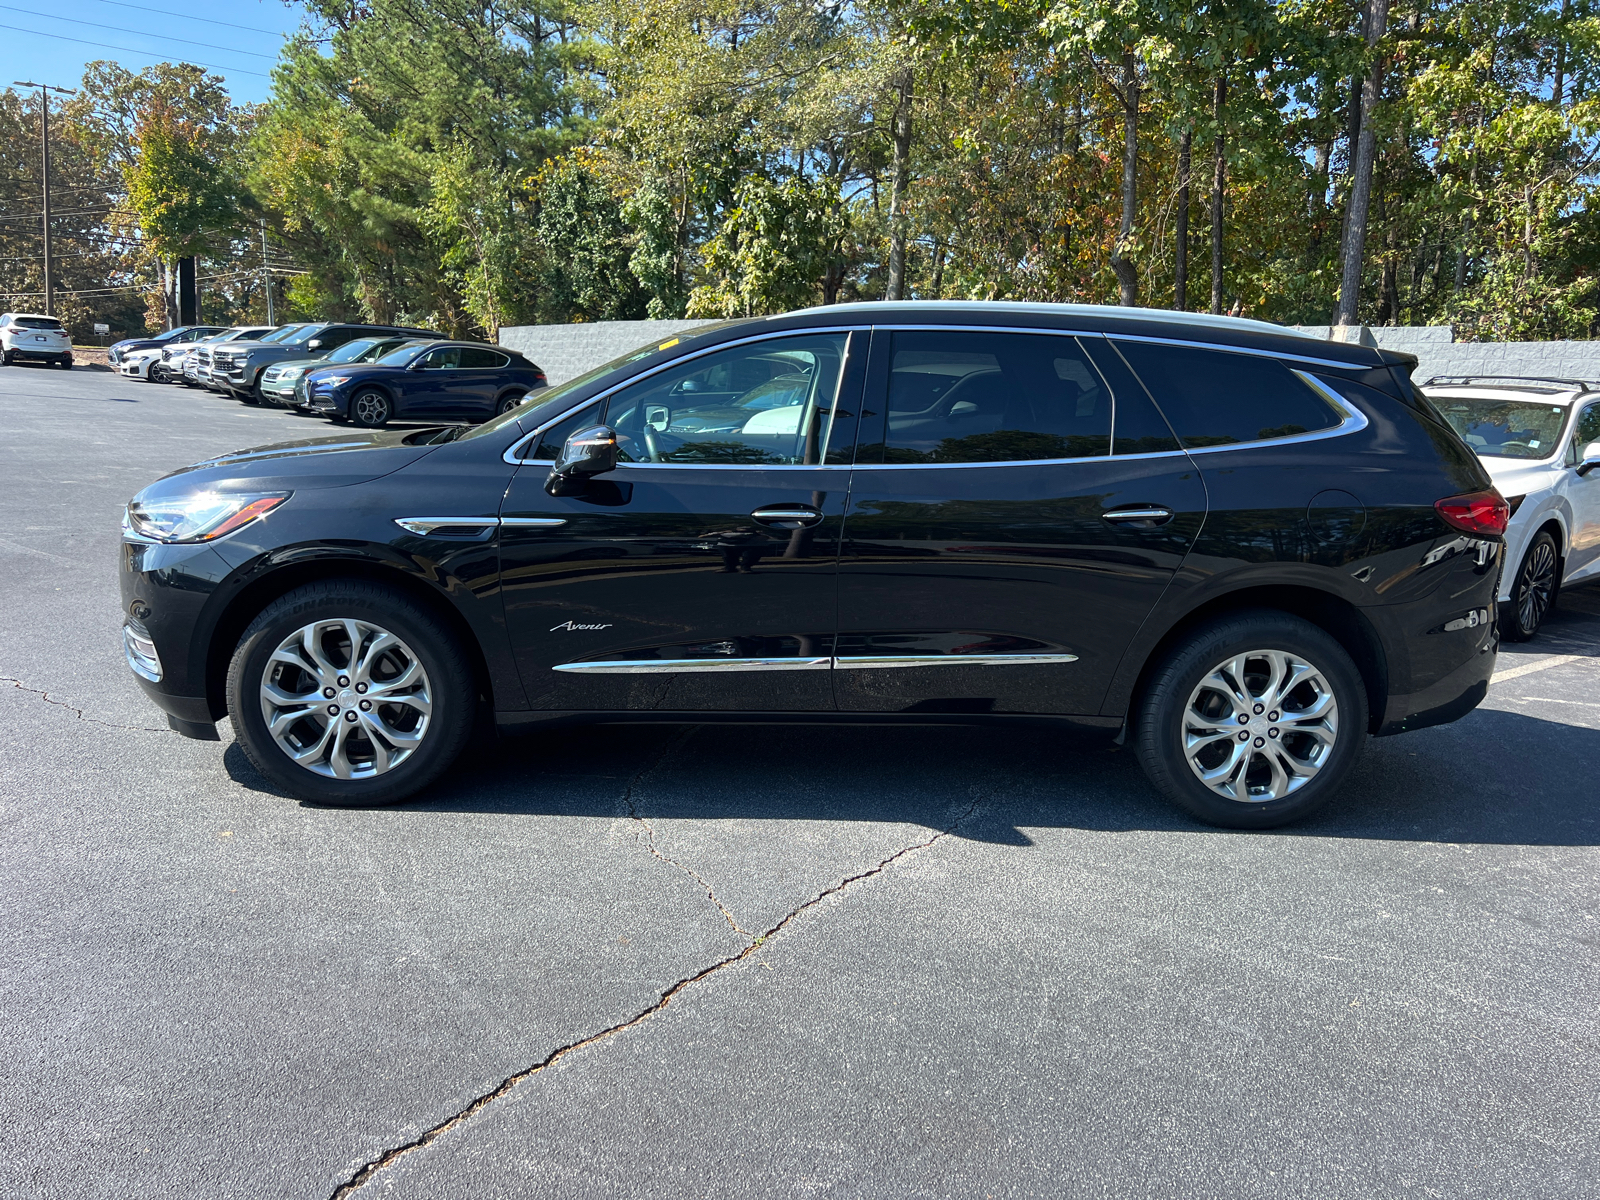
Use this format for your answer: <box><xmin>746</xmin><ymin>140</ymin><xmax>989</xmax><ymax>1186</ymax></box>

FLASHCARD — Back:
<box><xmin>1490</xmin><ymin>654</ymin><xmax>1592</xmax><ymax>683</ymax></box>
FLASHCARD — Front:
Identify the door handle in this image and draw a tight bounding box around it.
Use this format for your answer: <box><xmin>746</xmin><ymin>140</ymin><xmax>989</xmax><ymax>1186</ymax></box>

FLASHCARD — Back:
<box><xmin>750</xmin><ymin>505</ymin><xmax>824</xmax><ymax>528</ymax></box>
<box><xmin>1102</xmin><ymin>506</ymin><xmax>1174</xmax><ymax>527</ymax></box>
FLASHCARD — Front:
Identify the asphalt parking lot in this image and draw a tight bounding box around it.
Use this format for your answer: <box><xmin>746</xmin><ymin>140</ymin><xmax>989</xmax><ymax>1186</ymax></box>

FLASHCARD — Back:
<box><xmin>3</xmin><ymin>362</ymin><xmax>1599</xmax><ymax>1199</ymax></box>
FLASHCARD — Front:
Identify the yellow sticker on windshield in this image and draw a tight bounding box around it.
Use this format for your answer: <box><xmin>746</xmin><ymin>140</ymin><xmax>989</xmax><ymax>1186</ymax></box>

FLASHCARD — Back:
<box><xmin>658</xmin><ymin>338</ymin><xmax>679</xmax><ymax>350</ymax></box>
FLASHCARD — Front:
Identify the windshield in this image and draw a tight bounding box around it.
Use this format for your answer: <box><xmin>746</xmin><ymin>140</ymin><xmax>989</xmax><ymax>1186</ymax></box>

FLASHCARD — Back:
<box><xmin>15</xmin><ymin>316</ymin><xmax>63</xmax><ymax>330</ymax></box>
<box><xmin>1432</xmin><ymin>395</ymin><xmax>1572</xmax><ymax>459</ymax></box>
<box><xmin>283</xmin><ymin>324</ymin><xmax>328</xmax><ymax>346</ymax></box>
<box><xmin>374</xmin><ymin>340</ymin><xmax>437</xmax><ymax>367</ymax></box>
<box><xmin>258</xmin><ymin>325</ymin><xmax>305</xmax><ymax>344</ymax></box>
<box><xmin>325</xmin><ymin>337</ymin><xmax>383</xmax><ymax>363</ymax></box>
<box><xmin>153</xmin><ymin>327</ymin><xmax>191</xmax><ymax>342</ymax></box>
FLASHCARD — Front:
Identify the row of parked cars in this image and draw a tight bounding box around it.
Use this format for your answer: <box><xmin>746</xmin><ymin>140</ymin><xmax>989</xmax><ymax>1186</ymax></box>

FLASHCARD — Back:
<box><xmin>107</xmin><ymin>321</ymin><xmax>548</xmax><ymax>427</ymax></box>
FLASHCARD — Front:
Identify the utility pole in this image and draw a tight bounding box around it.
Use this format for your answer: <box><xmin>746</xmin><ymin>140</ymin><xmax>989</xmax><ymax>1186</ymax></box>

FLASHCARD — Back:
<box><xmin>261</xmin><ymin>219</ymin><xmax>275</xmax><ymax>324</ymax></box>
<box><xmin>14</xmin><ymin>81</ymin><xmax>76</xmax><ymax>316</ymax></box>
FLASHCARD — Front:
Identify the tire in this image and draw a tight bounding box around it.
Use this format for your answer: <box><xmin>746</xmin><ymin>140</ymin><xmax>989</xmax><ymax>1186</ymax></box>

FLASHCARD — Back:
<box><xmin>1</xmin><ymin>350</ymin><xmax>12</xmax><ymax>365</ymax></box>
<box><xmin>148</xmin><ymin>363</ymin><xmax>166</xmax><ymax>383</ymax></box>
<box><xmin>496</xmin><ymin>390</ymin><xmax>527</xmax><ymax>416</ymax></box>
<box><xmin>226</xmin><ymin>580</ymin><xmax>476</xmax><ymax>806</ymax></box>
<box><xmin>239</xmin><ymin>387</ymin><xmax>260</xmax><ymax>405</ymax></box>
<box><xmin>1134</xmin><ymin>610</ymin><xmax>1368</xmax><ymax>829</ymax></box>
<box><xmin>1500</xmin><ymin>530</ymin><xmax>1559</xmax><ymax>642</ymax></box>
<box><xmin>59</xmin><ymin>355</ymin><xmax>72</xmax><ymax>369</ymax></box>
<box><xmin>350</xmin><ymin>388</ymin><xmax>392</xmax><ymax>428</ymax></box>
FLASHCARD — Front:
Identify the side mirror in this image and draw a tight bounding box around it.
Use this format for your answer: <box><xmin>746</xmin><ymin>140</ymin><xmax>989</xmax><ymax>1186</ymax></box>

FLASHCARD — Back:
<box><xmin>546</xmin><ymin>425</ymin><xmax>619</xmax><ymax>496</ymax></box>
<box><xmin>1578</xmin><ymin>441</ymin><xmax>1600</xmax><ymax>477</ymax></box>
<box><xmin>307</xmin><ymin>339</ymin><xmax>323</xmax><ymax>351</ymax></box>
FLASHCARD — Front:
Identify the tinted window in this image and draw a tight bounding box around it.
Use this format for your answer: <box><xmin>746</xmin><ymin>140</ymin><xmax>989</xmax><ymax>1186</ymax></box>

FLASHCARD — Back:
<box><xmin>1114</xmin><ymin>341</ymin><xmax>1341</xmax><ymax>448</ymax></box>
<box><xmin>529</xmin><ymin>403</ymin><xmax>604</xmax><ymax>461</ymax></box>
<box><xmin>15</xmin><ymin>316</ymin><xmax>63</xmax><ymax>330</ymax></box>
<box><xmin>1077</xmin><ymin>338</ymin><xmax>1181</xmax><ymax>454</ymax></box>
<box><xmin>1577</xmin><ymin>402</ymin><xmax>1600</xmax><ymax>450</ymax></box>
<box><xmin>460</xmin><ymin>347</ymin><xmax>509</xmax><ymax>369</ymax></box>
<box><xmin>420</xmin><ymin>347</ymin><xmax>463</xmax><ymax>370</ymax></box>
<box><xmin>602</xmin><ymin>334</ymin><xmax>848</xmax><ymax>465</ymax></box>
<box><xmin>874</xmin><ymin>331</ymin><xmax>1111</xmax><ymax>463</ymax></box>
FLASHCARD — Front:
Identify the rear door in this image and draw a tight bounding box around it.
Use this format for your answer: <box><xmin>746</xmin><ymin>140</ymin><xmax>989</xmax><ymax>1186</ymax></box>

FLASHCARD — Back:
<box><xmin>834</xmin><ymin>327</ymin><xmax>1206</xmax><ymax>716</ymax></box>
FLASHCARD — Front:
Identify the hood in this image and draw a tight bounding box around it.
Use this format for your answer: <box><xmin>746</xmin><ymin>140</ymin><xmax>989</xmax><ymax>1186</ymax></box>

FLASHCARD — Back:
<box><xmin>307</xmin><ymin>361</ymin><xmax>404</xmax><ymax>382</ymax></box>
<box><xmin>1477</xmin><ymin>454</ymin><xmax>1562</xmax><ymax>495</ymax></box>
<box><xmin>144</xmin><ymin>429</ymin><xmax>442</xmax><ymax>496</ymax></box>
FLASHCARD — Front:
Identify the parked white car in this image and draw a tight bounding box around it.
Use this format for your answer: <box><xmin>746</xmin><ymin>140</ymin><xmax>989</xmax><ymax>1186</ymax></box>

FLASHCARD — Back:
<box><xmin>118</xmin><ymin>347</ymin><xmax>164</xmax><ymax>380</ymax></box>
<box><xmin>0</xmin><ymin>312</ymin><xmax>72</xmax><ymax>368</ymax></box>
<box><xmin>1422</xmin><ymin>376</ymin><xmax>1600</xmax><ymax>639</ymax></box>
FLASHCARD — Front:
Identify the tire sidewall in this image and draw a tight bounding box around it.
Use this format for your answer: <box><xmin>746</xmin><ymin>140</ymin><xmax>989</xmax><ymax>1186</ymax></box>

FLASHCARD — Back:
<box><xmin>226</xmin><ymin>584</ymin><xmax>474</xmax><ymax>805</ymax></box>
<box><xmin>1137</xmin><ymin>613</ymin><xmax>1368</xmax><ymax>829</ymax></box>
<box><xmin>1503</xmin><ymin>531</ymin><xmax>1557</xmax><ymax>641</ymax></box>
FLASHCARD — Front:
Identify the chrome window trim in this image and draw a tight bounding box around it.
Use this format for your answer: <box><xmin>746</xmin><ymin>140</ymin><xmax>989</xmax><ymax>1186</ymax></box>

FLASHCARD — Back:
<box><xmin>501</xmin><ymin>322</ymin><xmax>1370</xmax><ymax>468</ymax></box>
<box><xmin>1129</xmin><ymin>369</ymin><xmax>1368</xmax><ymax>459</ymax></box>
<box><xmin>1108</xmin><ymin>331</ymin><xmax>1371</xmax><ymax>373</ymax></box>
<box><xmin>555</xmin><ymin>657</ymin><xmax>833</xmax><ymax>674</ymax></box>
<box><xmin>502</xmin><ymin>326</ymin><xmax>861</xmax><ymax>465</ymax></box>
<box><xmin>834</xmin><ymin>653</ymin><xmax>1079</xmax><ymax>668</ymax></box>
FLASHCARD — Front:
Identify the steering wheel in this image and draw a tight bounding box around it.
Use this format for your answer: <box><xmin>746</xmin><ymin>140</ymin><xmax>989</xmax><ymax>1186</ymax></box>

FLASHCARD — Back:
<box><xmin>642</xmin><ymin>422</ymin><xmax>661</xmax><ymax>463</ymax></box>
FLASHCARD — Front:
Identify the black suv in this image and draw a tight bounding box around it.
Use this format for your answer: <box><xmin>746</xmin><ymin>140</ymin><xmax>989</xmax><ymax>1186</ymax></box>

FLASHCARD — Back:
<box><xmin>119</xmin><ymin>303</ymin><xmax>1505</xmax><ymax>827</ymax></box>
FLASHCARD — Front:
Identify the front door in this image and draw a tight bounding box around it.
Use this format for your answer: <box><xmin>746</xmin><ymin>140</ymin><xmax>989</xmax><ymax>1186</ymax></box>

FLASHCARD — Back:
<box><xmin>498</xmin><ymin>329</ymin><xmax>865</xmax><ymax>712</ymax></box>
<box><xmin>1568</xmin><ymin>399</ymin><xmax>1600</xmax><ymax>580</ymax></box>
<box><xmin>835</xmin><ymin>328</ymin><xmax>1206</xmax><ymax>716</ymax></box>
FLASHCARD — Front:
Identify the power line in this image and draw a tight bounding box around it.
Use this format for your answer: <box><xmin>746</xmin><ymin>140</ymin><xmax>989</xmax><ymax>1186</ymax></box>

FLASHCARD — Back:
<box><xmin>0</xmin><ymin>4</ymin><xmax>278</xmax><ymax>60</ymax></box>
<box><xmin>79</xmin><ymin>0</ymin><xmax>285</xmax><ymax>37</ymax></box>
<box><xmin>7</xmin><ymin>25</ymin><xmax>270</xmax><ymax>77</ymax></box>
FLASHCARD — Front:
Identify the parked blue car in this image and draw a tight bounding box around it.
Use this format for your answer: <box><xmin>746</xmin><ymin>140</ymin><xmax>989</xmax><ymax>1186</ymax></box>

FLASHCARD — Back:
<box><xmin>299</xmin><ymin>339</ymin><xmax>548</xmax><ymax>426</ymax></box>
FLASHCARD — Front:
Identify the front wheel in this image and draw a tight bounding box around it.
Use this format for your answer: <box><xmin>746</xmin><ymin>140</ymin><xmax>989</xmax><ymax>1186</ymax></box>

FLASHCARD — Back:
<box><xmin>226</xmin><ymin>581</ymin><xmax>476</xmax><ymax>806</ymax></box>
<box><xmin>1500</xmin><ymin>530</ymin><xmax>1559</xmax><ymax>642</ymax></box>
<box><xmin>350</xmin><ymin>388</ymin><xmax>392</xmax><ymax>428</ymax></box>
<box><xmin>1135</xmin><ymin>611</ymin><xmax>1367</xmax><ymax>829</ymax></box>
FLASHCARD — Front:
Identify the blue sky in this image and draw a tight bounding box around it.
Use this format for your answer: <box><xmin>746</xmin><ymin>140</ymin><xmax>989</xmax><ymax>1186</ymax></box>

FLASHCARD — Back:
<box><xmin>2</xmin><ymin>0</ymin><xmax>306</xmax><ymax>105</ymax></box>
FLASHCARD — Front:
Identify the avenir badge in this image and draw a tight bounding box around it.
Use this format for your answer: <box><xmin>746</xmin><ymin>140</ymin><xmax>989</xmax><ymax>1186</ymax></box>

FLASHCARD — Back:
<box><xmin>550</xmin><ymin>620</ymin><xmax>614</xmax><ymax>631</ymax></box>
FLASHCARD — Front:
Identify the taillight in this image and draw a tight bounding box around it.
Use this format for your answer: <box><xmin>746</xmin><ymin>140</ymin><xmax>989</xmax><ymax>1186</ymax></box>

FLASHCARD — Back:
<box><xmin>1435</xmin><ymin>489</ymin><xmax>1509</xmax><ymax>537</ymax></box>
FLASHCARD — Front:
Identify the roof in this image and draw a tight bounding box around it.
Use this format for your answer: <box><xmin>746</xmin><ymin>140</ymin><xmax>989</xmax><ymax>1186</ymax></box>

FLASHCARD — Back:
<box><xmin>786</xmin><ymin>299</ymin><xmax>1320</xmax><ymax>341</ymax></box>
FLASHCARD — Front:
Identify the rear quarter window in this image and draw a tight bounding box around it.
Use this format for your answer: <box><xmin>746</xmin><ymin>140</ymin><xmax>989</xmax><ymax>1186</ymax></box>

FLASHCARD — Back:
<box><xmin>1114</xmin><ymin>341</ymin><xmax>1342</xmax><ymax>448</ymax></box>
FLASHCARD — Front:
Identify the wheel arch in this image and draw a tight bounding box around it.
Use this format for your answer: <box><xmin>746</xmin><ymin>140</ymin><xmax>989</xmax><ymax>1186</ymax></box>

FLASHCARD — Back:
<box><xmin>1121</xmin><ymin>584</ymin><xmax>1389</xmax><ymax>736</ymax></box>
<box><xmin>202</xmin><ymin>558</ymin><xmax>495</xmax><ymax>722</ymax></box>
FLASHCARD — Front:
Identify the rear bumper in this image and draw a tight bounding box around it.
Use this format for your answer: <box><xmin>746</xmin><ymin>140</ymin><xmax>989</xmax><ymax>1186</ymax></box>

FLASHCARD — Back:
<box><xmin>6</xmin><ymin>347</ymin><xmax>69</xmax><ymax>360</ymax></box>
<box><xmin>1376</xmin><ymin>622</ymin><xmax>1498</xmax><ymax>735</ymax></box>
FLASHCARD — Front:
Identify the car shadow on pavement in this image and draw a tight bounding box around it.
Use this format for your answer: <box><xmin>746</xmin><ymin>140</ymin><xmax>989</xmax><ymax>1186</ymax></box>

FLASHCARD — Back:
<box><xmin>223</xmin><ymin>705</ymin><xmax>1600</xmax><ymax>848</ymax></box>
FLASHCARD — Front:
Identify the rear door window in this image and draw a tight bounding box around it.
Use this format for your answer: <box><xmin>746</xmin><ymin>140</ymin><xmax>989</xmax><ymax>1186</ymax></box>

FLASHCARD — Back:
<box><xmin>460</xmin><ymin>348</ymin><xmax>510</xmax><ymax>369</ymax></box>
<box><xmin>869</xmin><ymin>330</ymin><xmax>1112</xmax><ymax>463</ymax></box>
<box><xmin>1113</xmin><ymin>341</ymin><xmax>1341</xmax><ymax>448</ymax></box>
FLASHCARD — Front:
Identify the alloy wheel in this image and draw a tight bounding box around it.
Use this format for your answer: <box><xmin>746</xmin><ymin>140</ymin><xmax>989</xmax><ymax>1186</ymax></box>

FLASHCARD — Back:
<box><xmin>258</xmin><ymin>618</ymin><xmax>433</xmax><ymax>779</ymax></box>
<box><xmin>1181</xmin><ymin>648</ymin><xmax>1339</xmax><ymax>803</ymax></box>
<box><xmin>352</xmin><ymin>390</ymin><xmax>390</xmax><ymax>427</ymax></box>
<box><xmin>1516</xmin><ymin>538</ymin><xmax>1556</xmax><ymax>634</ymax></box>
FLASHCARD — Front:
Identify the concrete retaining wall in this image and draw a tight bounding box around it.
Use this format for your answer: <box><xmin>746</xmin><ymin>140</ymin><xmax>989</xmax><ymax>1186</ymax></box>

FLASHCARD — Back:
<box><xmin>498</xmin><ymin>320</ymin><xmax>712</xmax><ymax>385</ymax></box>
<box><xmin>502</xmin><ymin>315</ymin><xmax>1600</xmax><ymax>390</ymax></box>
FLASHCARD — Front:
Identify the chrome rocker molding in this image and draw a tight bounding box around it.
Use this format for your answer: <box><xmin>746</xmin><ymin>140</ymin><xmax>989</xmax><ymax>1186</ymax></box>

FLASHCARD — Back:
<box><xmin>554</xmin><ymin>653</ymin><xmax>1080</xmax><ymax>673</ymax></box>
<box><xmin>394</xmin><ymin>516</ymin><xmax>568</xmax><ymax>535</ymax></box>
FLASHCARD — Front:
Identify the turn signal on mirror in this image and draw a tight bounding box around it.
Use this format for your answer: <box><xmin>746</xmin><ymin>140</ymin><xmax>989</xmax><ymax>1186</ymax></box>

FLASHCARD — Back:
<box><xmin>1434</xmin><ymin>489</ymin><xmax>1509</xmax><ymax>538</ymax></box>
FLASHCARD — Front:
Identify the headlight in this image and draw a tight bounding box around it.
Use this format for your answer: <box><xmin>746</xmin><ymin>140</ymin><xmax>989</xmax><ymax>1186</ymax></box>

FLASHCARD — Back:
<box><xmin>318</xmin><ymin>375</ymin><xmax>352</xmax><ymax>387</ymax></box>
<box><xmin>124</xmin><ymin>491</ymin><xmax>290</xmax><ymax>544</ymax></box>
<box><xmin>277</xmin><ymin>365</ymin><xmax>306</xmax><ymax>381</ymax></box>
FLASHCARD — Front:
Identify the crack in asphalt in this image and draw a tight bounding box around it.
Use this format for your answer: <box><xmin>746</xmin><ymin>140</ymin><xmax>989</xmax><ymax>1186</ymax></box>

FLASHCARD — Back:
<box><xmin>328</xmin><ymin>792</ymin><xmax>984</xmax><ymax>1199</ymax></box>
<box><xmin>619</xmin><ymin>726</ymin><xmax>750</xmax><ymax>935</ymax></box>
<box><xmin>0</xmin><ymin>675</ymin><xmax>170</xmax><ymax>733</ymax></box>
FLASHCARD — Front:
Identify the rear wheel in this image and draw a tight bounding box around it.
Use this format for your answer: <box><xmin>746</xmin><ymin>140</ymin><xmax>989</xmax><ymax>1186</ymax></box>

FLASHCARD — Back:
<box><xmin>496</xmin><ymin>390</ymin><xmax>527</xmax><ymax>416</ymax></box>
<box><xmin>226</xmin><ymin>581</ymin><xmax>475</xmax><ymax>806</ymax></box>
<box><xmin>59</xmin><ymin>354</ymin><xmax>72</xmax><ymax>369</ymax></box>
<box><xmin>1501</xmin><ymin>530</ymin><xmax>1559</xmax><ymax>642</ymax></box>
<box><xmin>351</xmin><ymin>388</ymin><xmax>392</xmax><ymax>428</ymax></box>
<box><xmin>1135</xmin><ymin>611</ymin><xmax>1367</xmax><ymax>829</ymax></box>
